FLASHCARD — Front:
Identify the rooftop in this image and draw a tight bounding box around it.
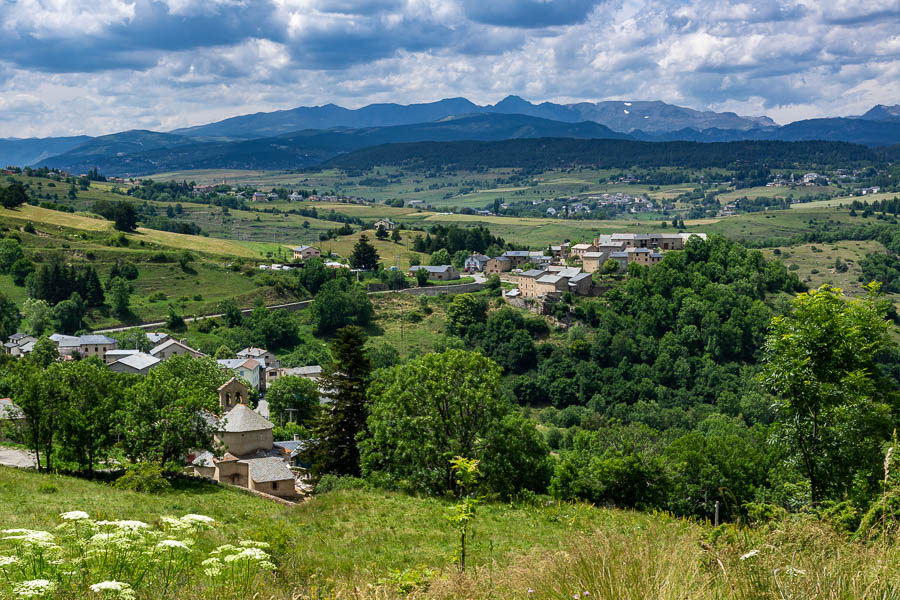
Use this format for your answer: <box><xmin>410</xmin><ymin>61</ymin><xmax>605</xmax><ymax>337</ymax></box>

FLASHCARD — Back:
<box><xmin>113</xmin><ymin>352</ymin><xmax>160</xmax><ymax>371</ymax></box>
<box><xmin>240</xmin><ymin>457</ymin><xmax>294</xmax><ymax>483</ymax></box>
<box><xmin>409</xmin><ymin>265</ymin><xmax>455</xmax><ymax>273</ymax></box>
<box><xmin>221</xmin><ymin>403</ymin><xmax>273</xmax><ymax>433</ymax></box>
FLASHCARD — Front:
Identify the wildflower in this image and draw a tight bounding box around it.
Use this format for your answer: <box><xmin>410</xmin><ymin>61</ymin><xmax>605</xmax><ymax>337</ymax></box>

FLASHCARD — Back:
<box><xmin>181</xmin><ymin>514</ymin><xmax>215</xmax><ymax>527</ymax></box>
<box><xmin>3</xmin><ymin>530</ymin><xmax>57</xmax><ymax>549</ymax></box>
<box><xmin>202</xmin><ymin>557</ymin><xmax>223</xmax><ymax>577</ymax></box>
<box><xmin>12</xmin><ymin>579</ymin><xmax>56</xmax><ymax>597</ymax></box>
<box><xmin>89</xmin><ymin>581</ymin><xmax>136</xmax><ymax>599</ymax></box>
<box><xmin>239</xmin><ymin>540</ymin><xmax>269</xmax><ymax>549</ymax></box>
<box><xmin>157</xmin><ymin>539</ymin><xmax>190</xmax><ymax>550</ymax></box>
<box><xmin>527</xmin><ymin>590</ymin><xmax>534</xmax><ymax>595</ymax></box>
<box><xmin>211</xmin><ymin>544</ymin><xmax>239</xmax><ymax>555</ymax></box>
<box><xmin>97</xmin><ymin>520</ymin><xmax>148</xmax><ymax>530</ymax></box>
<box><xmin>740</xmin><ymin>549</ymin><xmax>760</xmax><ymax>561</ymax></box>
<box><xmin>782</xmin><ymin>566</ymin><xmax>806</xmax><ymax>577</ymax></box>
<box><xmin>0</xmin><ymin>555</ymin><xmax>19</xmax><ymax>567</ymax></box>
<box><xmin>60</xmin><ymin>510</ymin><xmax>90</xmax><ymax>521</ymax></box>
<box><xmin>159</xmin><ymin>516</ymin><xmax>190</xmax><ymax>531</ymax></box>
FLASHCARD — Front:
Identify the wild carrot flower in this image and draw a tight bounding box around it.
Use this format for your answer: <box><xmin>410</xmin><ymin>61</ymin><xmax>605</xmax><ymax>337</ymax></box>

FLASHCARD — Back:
<box><xmin>0</xmin><ymin>555</ymin><xmax>19</xmax><ymax>567</ymax></box>
<box><xmin>60</xmin><ymin>511</ymin><xmax>90</xmax><ymax>521</ymax></box>
<box><xmin>97</xmin><ymin>520</ymin><xmax>148</xmax><ymax>531</ymax></box>
<box><xmin>159</xmin><ymin>516</ymin><xmax>191</xmax><ymax>531</ymax></box>
<box><xmin>157</xmin><ymin>539</ymin><xmax>190</xmax><ymax>550</ymax></box>
<box><xmin>89</xmin><ymin>580</ymin><xmax>137</xmax><ymax>599</ymax></box>
<box><xmin>181</xmin><ymin>514</ymin><xmax>215</xmax><ymax>527</ymax></box>
<box><xmin>3</xmin><ymin>530</ymin><xmax>57</xmax><ymax>549</ymax></box>
<box><xmin>12</xmin><ymin>579</ymin><xmax>56</xmax><ymax>597</ymax></box>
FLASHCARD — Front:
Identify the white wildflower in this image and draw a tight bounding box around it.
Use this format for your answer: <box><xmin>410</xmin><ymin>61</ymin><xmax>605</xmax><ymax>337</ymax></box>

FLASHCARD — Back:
<box><xmin>239</xmin><ymin>540</ymin><xmax>269</xmax><ymax>549</ymax></box>
<box><xmin>157</xmin><ymin>539</ymin><xmax>190</xmax><ymax>551</ymax></box>
<box><xmin>202</xmin><ymin>557</ymin><xmax>223</xmax><ymax>577</ymax></box>
<box><xmin>740</xmin><ymin>549</ymin><xmax>760</xmax><ymax>561</ymax></box>
<box><xmin>12</xmin><ymin>579</ymin><xmax>56</xmax><ymax>597</ymax></box>
<box><xmin>89</xmin><ymin>580</ymin><xmax>136</xmax><ymax>599</ymax></box>
<box><xmin>3</xmin><ymin>530</ymin><xmax>57</xmax><ymax>549</ymax></box>
<box><xmin>159</xmin><ymin>516</ymin><xmax>190</xmax><ymax>531</ymax></box>
<box><xmin>782</xmin><ymin>566</ymin><xmax>806</xmax><ymax>577</ymax></box>
<box><xmin>211</xmin><ymin>544</ymin><xmax>239</xmax><ymax>555</ymax></box>
<box><xmin>181</xmin><ymin>514</ymin><xmax>215</xmax><ymax>527</ymax></box>
<box><xmin>96</xmin><ymin>520</ymin><xmax>148</xmax><ymax>530</ymax></box>
<box><xmin>60</xmin><ymin>510</ymin><xmax>90</xmax><ymax>521</ymax></box>
<box><xmin>0</xmin><ymin>555</ymin><xmax>19</xmax><ymax>567</ymax></box>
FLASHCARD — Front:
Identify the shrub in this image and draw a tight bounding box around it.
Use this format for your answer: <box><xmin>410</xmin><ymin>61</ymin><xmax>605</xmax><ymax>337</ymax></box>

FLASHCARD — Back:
<box><xmin>113</xmin><ymin>462</ymin><xmax>172</xmax><ymax>493</ymax></box>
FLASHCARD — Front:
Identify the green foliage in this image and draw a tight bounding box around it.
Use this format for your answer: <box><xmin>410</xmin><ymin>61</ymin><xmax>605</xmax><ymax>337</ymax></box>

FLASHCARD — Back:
<box><xmin>112</xmin><ymin>461</ymin><xmax>173</xmax><ymax>493</ymax></box>
<box><xmin>0</xmin><ymin>292</ymin><xmax>21</xmax><ymax>341</ymax></box>
<box><xmin>165</xmin><ymin>306</ymin><xmax>186</xmax><ymax>330</ymax></box>
<box><xmin>304</xmin><ymin>326</ymin><xmax>373</xmax><ymax>478</ymax></box>
<box><xmin>266</xmin><ymin>376</ymin><xmax>319</xmax><ymax>425</ymax></box>
<box><xmin>444</xmin><ymin>293</ymin><xmax>487</xmax><ymax>337</ymax></box>
<box><xmin>308</xmin><ymin>278</ymin><xmax>374</xmax><ymax>334</ymax></box>
<box><xmin>414</xmin><ymin>267</ymin><xmax>429</xmax><ymax>287</ymax></box>
<box><xmin>349</xmin><ymin>234</ymin><xmax>379</xmax><ymax>270</ymax></box>
<box><xmin>10</xmin><ymin>257</ymin><xmax>35</xmax><ymax>286</ymax></box>
<box><xmin>52</xmin><ymin>293</ymin><xmax>85</xmax><ymax>334</ymax></box>
<box><xmin>760</xmin><ymin>283</ymin><xmax>894</xmax><ymax>502</ymax></box>
<box><xmin>22</xmin><ymin>299</ymin><xmax>51</xmax><ymax>337</ymax></box>
<box><xmin>0</xmin><ymin>182</ymin><xmax>28</xmax><ymax>208</ymax></box>
<box><xmin>367</xmin><ymin>342</ymin><xmax>400</xmax><ymax>369</ymax></box>
<box><xmin>315</xmin><ymin>474</ymin><xmax>369</xmax><ymax>494</ymax></box>
<box><xmin>445</xmin><ymin>457</ymin><xmax>480</xmax><ymax>572</ymax></box>
<box><xmin>107</xmin><ymin>276</ymin><xmax>132</xmax><ymax>316</ymax></box>
<box><xmin>430</xmin><ymin>248</ymin><xmax>451</xmax><ymax>266</ymax></box>
<box><xmin>219</xmin><ymin>297</ymin><xmax>243</xmax><ymax>328</ymax></box>
<box><xmin>360</xmin><ymin>349</ymin><xmax>551</xmax><ymax>497</ymax></box>
<box><xmin>0</xmin><ymin>238</ymin><xmax>24</xmax><ymax>273</ymax></box>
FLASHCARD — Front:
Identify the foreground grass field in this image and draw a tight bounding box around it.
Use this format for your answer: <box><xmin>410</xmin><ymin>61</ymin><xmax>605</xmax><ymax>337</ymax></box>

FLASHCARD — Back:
<box><xmin>3</xmin><ymin>466</ymin><xmax>900</xmax><ymax>599</ymax></box>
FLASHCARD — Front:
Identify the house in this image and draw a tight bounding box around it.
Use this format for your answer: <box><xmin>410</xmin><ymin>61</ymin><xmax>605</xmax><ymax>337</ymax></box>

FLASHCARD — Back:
<box><xmin>501</xmin><ymin>250</ymin><xmax>531</xmax><ymax>268</ymax></box>
<box><xmin>150</xmin><ymin>339</ymin><xmax>205</xmax><ymax>360</ymax></box>
<box><xmin>288</xmin><ymin>193</ymin><xmax>304</xmax><ymax>201</ymax></box>
<box><xmin>237</xmin><ymin>347</ymin><xmax>279</xmax><ymax>370</ymax></box>
<box><xmin>567</xmin><ymin>272</ymin><xmax>593</xmax><ymax>295</ymax></box>
<box><xmin>517</xmin><ymin>269</ymin><xmax>547</xmax><ymax>298</ymax></box>
<box><xmin>408</xmin><ymin>265</ymin><xmax>460</xmax><ymax>281</ymax></box>
<box><xmin>464</xmin><ymin>253</ymin><xmax>490</xmax><ymax>272</ymax></box>
<box><xmin>0</xmin><ymin>398</ymin><xmax>24</xmax><ymax>441</ymax></box>
<box><xmin>582</xmin><ymin>252</ymin><xmax>605</xmax><ymax>274</ymax></box>
<box><xmin>77</xmin><ymin>335</ymin><xmax>118</xmax><ymax>361</ymax></box>
<box><xmin>145</xmin><ymin>332</ymin><xmax>171</xmax><ymax>346</ymax></box>
<box><xmin>374</xmin><ymin>219</ymin><xmax>395</xmax><ymax>231</ymax></box>
<box><xmin>213</xmin><ymin>455</ymin><xmax>296</xmax><ymax>500</ymax></box>
<box><xmin>550</xmin><ymin>243</ymin><xmax>569</xmax><ymax>259</ymax></box>
<box><xmin>528</xmin><ymin>251</ymin><xmax>552</xmax><ymax>265</ymax></box>
<box><xmin>104</xmin><ymin>349</ymin><xmax>140</xmax><ymax>365</ymax></box>
<box><xmin>108</xmin><ymin>353</ymin><xmax>161</xmax><ymax>375</ymax></box>
<box><xmin>216</xmin><ymin>402</ymin><xmax>274</xmax><ymax>456</ymax></box>
<box><xmin>4</xmin><ymin>334</ymin><xmax>37</xmax><ymax>357</ymax></box>
<box><xmin>608</xmin><ymin>252</ymin><xmax>628</xmax><ymax>271</ymax></box>
<box><xmin>486</xmin><ymin>256</ymin><xmax>512</xmax><ymax>274</ymax></box>
<box><xmin>292</xmin><ymin>245</ymin><xmax>321</xmax><ymax>260</ymax></box>
<box><xmin>534</xmin><ymin>273</ymin><xmax>569</xmax><ymax>296</ymax></box>
<box><xmin>252</xmin><ymin>192</ymin><xmax>267</xmax><ymax>202</ymax></box>
<box><xmin>569</xmin><ymin>243</ymin><xmax>597</xmax><ymax>259</ymax></box>
<box><xmin>546</xmin><ymin>207</ymin><xmax>557</xmax><ymax>216</ymax></box>
<box><xmin>217</xmin><ymin>358</ymin><xmax>263</xmax><ymax>390</ymax></box>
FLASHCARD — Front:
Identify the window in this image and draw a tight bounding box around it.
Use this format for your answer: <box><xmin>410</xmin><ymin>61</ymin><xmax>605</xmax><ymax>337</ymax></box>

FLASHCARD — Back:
<box><xmin>272</xmin><ymin>482</ymin><xmax>278</xmax><ymax>490</ymax></box>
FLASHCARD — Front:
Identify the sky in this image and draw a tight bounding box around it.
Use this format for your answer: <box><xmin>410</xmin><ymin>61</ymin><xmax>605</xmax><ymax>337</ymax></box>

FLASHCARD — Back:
<box><xmin>1</xmin><ymin>0</ymin><xmax>899</xmax><ymax>138</ymax></box>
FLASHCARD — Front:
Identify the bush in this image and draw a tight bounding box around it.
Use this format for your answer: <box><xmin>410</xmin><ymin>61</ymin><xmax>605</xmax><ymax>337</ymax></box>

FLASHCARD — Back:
<box><xmin>315</xmin><ymin>474</ymin><xmax>368</xmax><ymax>494</ymax></box>
<box><xmin>113</xmin><ymin>462</ymin><xmax>172</xmax><ymax>493</ymax></box>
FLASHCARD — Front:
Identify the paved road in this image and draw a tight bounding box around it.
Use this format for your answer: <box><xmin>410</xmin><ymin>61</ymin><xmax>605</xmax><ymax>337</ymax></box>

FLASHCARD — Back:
<box><xmin>0</xmin><ymin>447</ymin><xmax>37</xmax><ymax>469</ymax></box>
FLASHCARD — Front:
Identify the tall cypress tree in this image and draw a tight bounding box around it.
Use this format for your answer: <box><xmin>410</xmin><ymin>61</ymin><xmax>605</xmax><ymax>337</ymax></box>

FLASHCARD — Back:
<box><xmin>304</xmin><ymin>326</ymin><xmax>373</xmax><ymax>478</ymax></box>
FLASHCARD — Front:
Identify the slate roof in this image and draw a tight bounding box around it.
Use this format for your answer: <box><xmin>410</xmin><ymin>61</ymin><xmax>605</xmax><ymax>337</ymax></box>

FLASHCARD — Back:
<box><xmin>610</xmin><ymin>252</ymin><xmax>628</xmax><ymax>258</ymax></box>
<box><xmin>240</xmin><ymin>457</ymin><xmax>295</xmax><ymax>483</ymax></box>
<box><xmin>502</xmin><ymin>250</ymin><xmax>530</xmax><ymax>257</ymax></box>
<box><xmin>281</xmin><ymin>366</ymin><xmax>323</xmax><ymax>377</ymax></box>
<box><xmin>151</xmin><ymin>339</ymin><xmax>203</xmax><ymax>356</ymax></box>
<box><xmin>0</xmin><ymin>398</ymin><xmax>23</xmax><ymax>420</ymax></box>
<box><xmin>146</xmin><ymin>332</ymin><xmax>169</xmax><ymax>344</ymax></box>
<box><xmin>105</xmin><ymin>349</ymin><xmax>140</xmax><ymax>358</ymax></box>
<box><xmin>50</xmin><ymin>334</ymin><xmax>80</xmax><ymax>347</ymax></box>
<box><xmin>519</xmin><ymin>269</ymin><xmax>547</xmax><ymax>278</ymax></box>
<box><xmin>293</xmin><ymin>245</ymin><xmax>315</xmax><ymax>252</ymax></box>
<box><xmin>221</xmin><ymin>403</ymin><xmax>273</xmax><ymax>433</ymax></box>
<box><xmin>78</xmin><ymin>334</ymin><xmax>116</xmax><ymax>345</ymax></box>
<box><xmin>409</xmin><ymin>265</ymin><xmax>454</xmax><ymax>273</ymax></box>
<box><xmin>583</xmin><ymin>252</ymin><xmax>604</xmax><ymax>259</ymax></box>
<box><xmin>113</xmin><ymin>353</ymin><xmax>160</xmax><ymax>371</ymax></box>
<box><xmin>537</xmin><ymin>274</ymin><xmax>565</xmax><ymax>284</ymax></box>
<box><xmin>217</xmin><ymin>358</ymin><xmax>260</xmax><ymax>371</ymax></box>
<box><xmin>192</xmin><ymin>451</ymin><xmax>215</xmax><ymax>468</ymax></box>
<box><xmin>568</xmin><ymin>273</ymin><xmax>592</xmax><ymax>284</ymax></box>
<box><xmin>466</xmin><ymin>254</ymin><xmax>490</xmax><ymax>262</ymax></box>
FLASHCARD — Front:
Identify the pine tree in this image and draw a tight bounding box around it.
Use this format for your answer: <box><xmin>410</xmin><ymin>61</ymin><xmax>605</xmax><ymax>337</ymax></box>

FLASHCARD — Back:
<box><xmin>349</xmin><ymin>234</ymin><xmax>380</xmax><ymax>270</ymax></box>
<box><xmin>305</xmin><ymin>326</ymin><xmax>373</xmax><ymax>478</ymax></box>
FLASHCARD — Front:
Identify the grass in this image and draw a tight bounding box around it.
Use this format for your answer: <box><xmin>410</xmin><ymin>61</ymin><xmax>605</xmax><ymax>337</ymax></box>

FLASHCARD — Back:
<box><xmin>4</xmin><ymin>467</ymin><xmax>900</xmax><ymax>599</ymax></box>
<box><xmin>318</xmin><ymin>229</ymin><xmax>428</xmax><ymax>270</ymax></box>
<box><xmin>761</xmin><ymin>240</ymin><xmax>887</xmax><ymax>298</ymax></box>
<box><xmin>365</xmin><ymin>293</ymin><xmax>449</xmax><ymax>357</ymax></box>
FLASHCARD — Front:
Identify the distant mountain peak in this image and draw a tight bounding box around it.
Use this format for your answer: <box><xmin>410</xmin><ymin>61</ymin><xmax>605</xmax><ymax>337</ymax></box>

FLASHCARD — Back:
<box><xmin>861</xmin><ymin>104</ymin><xmax>900</xmax><ymax>122</ymax></box>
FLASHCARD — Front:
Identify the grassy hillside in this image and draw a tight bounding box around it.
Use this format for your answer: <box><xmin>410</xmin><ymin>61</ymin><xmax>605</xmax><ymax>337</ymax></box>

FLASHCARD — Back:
<box><xmin>2</xmin><ymin>466</ymin><xmax>899</xmax><ymax>599</ymax></box>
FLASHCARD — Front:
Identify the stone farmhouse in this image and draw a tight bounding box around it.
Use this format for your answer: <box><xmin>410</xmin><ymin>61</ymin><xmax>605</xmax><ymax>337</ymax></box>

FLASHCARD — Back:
<box><xmin>151</xmin><ymin>339</ymin><xmax>206</xmax><ymax>360</ymax></box>
<box><xmin>292</xmin><ymin>245</ymin><xmax>321</xmax><ymax>260</ymax></box>
<box><xmin>408</xmin><ymin>265</ymin><xmax>460</xmax><ymax>281</ymax></box>
<box><xmin>374</xmin><ymin>218</ymin><xmax>396</xmax><ymax>231</ymax></box>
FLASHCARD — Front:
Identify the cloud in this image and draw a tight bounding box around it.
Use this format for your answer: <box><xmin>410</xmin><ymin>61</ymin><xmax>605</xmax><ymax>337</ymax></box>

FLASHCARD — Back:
<box><xmin>1</xmin><ymin>0</ymin><xmax>900</xmax><ymax>137</ymax></box>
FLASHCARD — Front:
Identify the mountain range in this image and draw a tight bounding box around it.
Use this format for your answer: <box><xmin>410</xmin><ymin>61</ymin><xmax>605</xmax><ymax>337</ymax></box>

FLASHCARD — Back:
<box><xmin>1</xmin><ymin>96</ymin><xmax>898</xmax><ymax>175</ymax></box>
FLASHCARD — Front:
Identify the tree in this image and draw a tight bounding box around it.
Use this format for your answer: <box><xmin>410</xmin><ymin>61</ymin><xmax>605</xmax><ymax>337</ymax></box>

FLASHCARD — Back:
<box><xmin>375</xmin><ymin>225</ymin><xmax>388</xmax><ymax>240</ymax></box>
<box><xmin>414</xmin><ymin>267</ymin><xmax>429</xmax><ymax>287</ymax></box>
<box><xmin>0</xmin><ymin>238</ymin><xmax>24</xmax><ymax>273</ymax></box>
<box><xmin>452</xmin><ymin>250</ymin><xmax>469</xmax><ymax>270</ymax></box>
<box><xmin>308</xmin><ymin>278</ymin><xmax>373</xmax><ymax>334</ymax></box>
<box><xmin>10</xmin><ymin>258</ymin><xmax>34</xmax><ymax>286</ymax></box>
<box><xmin>350</xmin><ymin>234</ymin><xmax>379</xmax><ymax>270</ymax></box>
<box><xmin>430</xmin><ymin>248</ymin><xmax>451</xmax><ymax>266</ymax></box>
<box><xmin>760</xmin><ymin>284</ymin><xmax>894</xmax><ymax>503</ymax></box>
<box><xmin>108</xmin><ymin>276</ymin><xmax>131</xmax><ymax>316</ymax></box>
<box><xmin>390</xmin><ymin>228</ymin><xmax>401</xmax><ymax>243</ymax></box>
<box><xmin>359</xmin><ymin>349</ymin><xmax>551</xmax><ymax>496</ymax></box>
<box><xmin>165</xmin><ymin>306</ymin><xmax>186</xmax><ymax>330</ymax></box>
<box><xmin>115</xmin><ymin>327</ymin><xmax>153</xmax><ymax>352</ymax></box>
<box><xmin>1</xmin><ymin>183</ymin><xmax>28</xmax><ymax>208</ymax></box>
<box><xmin>602</xmin><ymin>259</ymin><xmax>621</xmax><ymax>275</ymax></box>
<box><xmin>28</xmin><ymin>336</ymin><xmax>58</xmax><ymax>367</ymax></box>
<box><xmin>0</xmin><ymin>292</ymin><xmax>20</xmax><ymax>341</ymax></box>
<box><xmin>219</xmin><ymin>298</ymin><xmax>243</xmax><ymax>328</ymax></box>
<box><xmin>113</xmin><ymin>202</ymin><xmax>138</xmax><ymax>232</ymax></box>
<box><xmin>22</xmin><ymin>298</ymin><xmax>51</xmax><ymax>336</ymax></box>
<box><xmin>214</xmin><ymin>344</ymin><xmax>234</xmax><ymax>360</ymax></box>
<box><xmin>52</xmin><ymin>293</ymin><xmax>84</xmax><ymax>334</ymax></box>
<box><xmin>445</xmin><ymin>293</ymin><xmax>487</xmax><ymax>337</ymax></box>
<box><xmin>304</xmin><ymin>326</ymin><xmax>373</xmax><ymax>478</ymax></box>
<box><xmin>266</xmin><ymin>376</ymin><xmax>319</xmax><ymax>425</ymax></box>
<box><xmin>119</xmin><ymin>356</ymin><xmax>228</xmax><ymax>468</ymax></box>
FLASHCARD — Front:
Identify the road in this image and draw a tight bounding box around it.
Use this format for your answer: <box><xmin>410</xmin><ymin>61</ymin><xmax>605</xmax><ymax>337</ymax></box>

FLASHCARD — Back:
<box><xmin>0</xmin><ymin>447</ymin><xmax>37</xmax><ymax>469</ymax></box>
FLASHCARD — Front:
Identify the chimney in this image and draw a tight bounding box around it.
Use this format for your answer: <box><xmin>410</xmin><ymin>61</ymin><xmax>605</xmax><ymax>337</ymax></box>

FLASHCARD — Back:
<box><xmin>293</xmin><ymin>434</ymin><xmax>300</xmax><ymax>441</ymax></box>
